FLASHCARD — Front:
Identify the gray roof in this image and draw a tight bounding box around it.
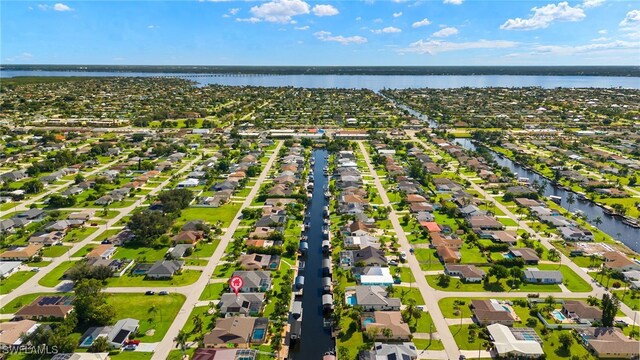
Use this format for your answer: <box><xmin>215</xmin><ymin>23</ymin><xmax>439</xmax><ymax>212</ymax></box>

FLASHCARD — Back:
<box><xmin>147</xmin><ymin>260</ymin><xmax>184</xmax><ymax>276</ymax></box>
<box><xmin>219</xmin><ymin>293</ymin><xmax>265</xmax><ymax>315</ymax></box>
<box><xmin>231</xmin><ymin>270</ymin><xmax>271</xmax><ymax>289</ymax></box>
<box><xmin>354</xmin><ymin>285</ymin><xmax>401</xmax><ymax>308</ymax></box>
<box><xmin>524</xmin><ymin>269</ymin><xmax>563</xmax><ymax>282</ymax></box>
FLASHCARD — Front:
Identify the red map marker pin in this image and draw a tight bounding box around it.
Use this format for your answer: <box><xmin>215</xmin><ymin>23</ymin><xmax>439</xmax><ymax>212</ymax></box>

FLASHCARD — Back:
<box><xmin>229</xmin><ymin>275</ymin><xmax>244</xmax><ymax>296</ymax></box>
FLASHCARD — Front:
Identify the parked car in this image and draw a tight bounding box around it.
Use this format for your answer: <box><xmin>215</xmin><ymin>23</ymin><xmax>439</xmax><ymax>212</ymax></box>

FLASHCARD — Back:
<box><xmin>123</xmin><ymin>344</ymin><xmax>137</xmax><ymax>351</ymax></box>
<box><xmin>389</xmin><ymin>260</ymin><xmax>398</xmax><ymax>266</ymax></box>
<box><xmin>158</xmin><ymin>291</ymin><xmax>169</xmax><ymax>295</ymax></box>
<box><xmin>145</xmin><ymin>291</ymin><xmax>155</xmax><ymax>295</ymax></box>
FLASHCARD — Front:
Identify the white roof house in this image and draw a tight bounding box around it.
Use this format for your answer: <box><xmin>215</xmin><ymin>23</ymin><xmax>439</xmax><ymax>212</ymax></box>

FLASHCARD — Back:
<box><xmin>487</xmin><ymin>324</ymin><xmax>544</xmax><ymax>358</ymax></box>
<box><xmin>360</xmin><ymin>267</ymin><xmax>394</xmax><ymax>286</ymax></box>
<box><xmin>177</xmin><ymin>178</ymin><xmax>199</xmax><ymax>188</ymax></box>
<box><xmin>0</xmin><ymin>261</ymin><xmax>22</xmax><ymax>278</ymax></box>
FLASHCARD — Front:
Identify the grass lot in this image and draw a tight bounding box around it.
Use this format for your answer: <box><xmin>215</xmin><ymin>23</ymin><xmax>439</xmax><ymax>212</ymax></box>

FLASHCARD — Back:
<box><xmin>28</xmin><ymin>261</ymin><xmax>51</xmax><ymax>267</ymax></box>
<box><xmin>38</xmin><ymin>261</ymin><xmax>76</xmax><ymax>287</ymax></box>
<box><xmin>394</xmin><ymin>266</ymin><xmax>415</xmax><ymax>283</ymax></box>
<box><xmin>71</xmin><ymin>244</ymin><xmax>97</xmax><ymax>257</ymax></box>
<box><xmin>94</xmin><ymin>228</ymin><xmax>121</xmax><ymax>243</ymax></box>
<box><xmin>186</xmin><ymin>240</ymin><xmax>219</xmax><ymax>259</ymax></box>
<box><xmin>178</xmin><ymin>204</ymin><xmax>241</xmax><ymax>229</ymax></box>
<box><xmin>426</xmin><ymin>274</ymin><xmax>562</xmax><ymax>293</ymax></box>
<box><xmin>105</xmin><ymin>270</ymin><xmax>201</xmax><ymax>287</ymax></box>
<box><xmin>199</xmin><ymin>282</ymin><xmax>226</xmax><ymax>301</ymax></box>
<box><xmin>394</xmin><ymin>286</ymin><xmax>425</xmax><ymax>305</ymax></box>
<box><xmin>41</xmin><ymin>245</ymin><xmax>71</xmax><ymax>258</ymax></box>
<box><xmin>459</xmin><ymin>244</ymin><xmax>488</xmax><ymax>264</ymax></box>
<box><xmin>540</xmin><ymin>330</ymin><xmax>596</xmax><ymax>360</ymax></box>
<box><xmin>213</xmin><ymin>263</ymin><xmax>236</xmax><ymax>278</ymax></box>
<box><xmin>412</xmin><ymin>338</ymin><xmax>445</xmax><ymax>351</ymax></box>
<box><xmin>110</xmin><ymin>352</ymin><xmax>153</xmax><ymax>360</ymax></box>
<box><xmin>414</xmin><ymin>248</ymin><xmax>444</xmax><ymax>271</ymax></box>
<box><xmin>612</xmin><ymin>290</ymin><xmax>640</xmax><ymax>311</ymax></box>
<box><xmin>450</xmin><ymin>324</ymin><xmax>487</xmax><ymax>350</ymax></box>
<box><xmin>337</xmin><ymin>317</ymin><xmax>365</xmax><ymax>360</ymax></box>
<box><xmin>537</xmin><ymin>264</ymin><xmax>592</xmax><ymax>292</ymax></box>
<box><xmin>112</xmin><ymin>244</ymin><xmax>169</xmax><ymax>262</ymax></box>
<box><xmin>106</xmin><ymin>293</ymin><xmax>186</xmax><ymax>342</ymax></box>
<box><xmin>0</xmin><ymin>271</ymin><xmax>36</xmax><ymax>294</ymax></box>
<box><xmin>64</xmin><ymin>226</ymin><xmax>98</xmax><ymax>242</ymax></box>
<box><xmin>182</xmin><ymin>306</ymin><xmax>216</xmax><ymax>341</ymax></box>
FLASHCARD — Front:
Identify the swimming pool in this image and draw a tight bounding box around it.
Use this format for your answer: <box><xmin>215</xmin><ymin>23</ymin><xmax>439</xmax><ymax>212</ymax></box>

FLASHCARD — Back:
<box><xmin>502</xmin><ymin>306</ymin><xmax>511</xmax><ymax>313</ymax></box>
<box><xmin>502</xmin><ymin>253</ymin><xmax>515</xmax><ymax>259</ymax></box>
<box><xmin>552</xmin><ymin>309</ymin><xmax>566</xmax><ymax>321</ymax></box>
<box><xmin>346</xmin><ymin>295</ymin><xmax>357</xmax><ymax>306</ymax></box>
<box><xmin>81</xmin><ymin>336</ymin><xmax>94</xmax><ymax>347</ymax></box>
<box><xmin>252</xmin><ymin>328</ymin><xmax>266</xmax><ymax>341</ymax></box>
<box><xmin>363</xmin><ymin>318</ymin><xmax>374</xmax><ymax>326</ymax></box>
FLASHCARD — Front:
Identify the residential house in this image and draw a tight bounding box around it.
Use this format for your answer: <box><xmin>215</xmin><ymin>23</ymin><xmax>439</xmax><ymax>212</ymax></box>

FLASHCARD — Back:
<box><xmin>561</xmin><ymin>300</ymin><xmax>602</xmax><ymax>323</ymax></box>
<box><xmin>363</xmin><ymin>311</ymin><xmax>411</xmax><ymax>341</ymax></box>
<box><xmin>523</xmin><ymin>269</ymin><xmax>563</xmax><ymax>284</ymax></box>
<box><xmin>487</xmin><ymin>324</ymin><xmax>544</xmax><ymax>358</ymax></box>
<box><xmin>172</xmin><ymin>230</ymin><xmax>204</xmax><ymax>245</ymax></box>
<box><xmin>576</xmin><ymin>327</ymin><xmax>639</xmax><ymax>359</ymax></box>
<box><xmin>28</xmin><ymin>231</ymin><xmax>64</xmax><ymax>246</ymax></box>
<box><xmin>146</xmin><ymin>260</ymin><xmax>184</xmax><ymax>279</ymax></box>
<box><xmin>602</xmin><ymin>251</ymin><xmax>640</xmax><ymax>272</ymax></box>
<box><xmin>0</xmin><ymin>261</ymin><xmax>22</xmax><ymax>278</ymax></box>
<box><xmin>237</xmin><ymin>254</ymin><xmax>279</xmax><ymax>271</ymax></box>
<box><xmin>436</xmin><ymin>246</ymin><xmax>461</xmax><ymax>264</ymax></box>
<box><xmin>86</xmin><ymin>244</ymin><xmax>116</xmax><ymax>259</ymax></box>
<box><xmin>351</xmin><ymin>285</ymin><xmax>401</xmax><ymax>311</ymax></box>
<box><xmin>0</xmin><ymin>244</ymin><xmax>43</xmax><ymax>261</ymax></box>
<box><xmin>218</xmin><ymin>293</ymin><xmax>266</xmax><ymax>316</ymax></box>
<box><xmin>231</xmin><ymin>271</ymin><xmax>272</xmax><ymax>292</ymax></box>
<box><xmin>358</xmin><ymin>267</ymin><xmax>394</xmax><ymax>286</ymax></box>
<box><xmin>359</xmin><ymin>342</ymin><xmax>418</xmax><ymax>360</ymax></box>
<box><xmin>79</xmin><ymin>318</ymin><xmax>139</xmax><ymax>349</ymax></box>
<box><xmin>191</xmin><ymin>349</ymin><xmax>258</xmax><ymax>360</ymax></box>
<box><xmin>468</xmin><ymin>216</ymin><xmax>504</xmax><ymax>230</ymax></box>
<box><xmin>352</xmin><ymin>246</ymin><xmax>387</xmax><ymax>266</ymax></box>
<box><xmin>15</xmin><ymin>295</ymin><xmax>75</xmax><ymax>320</ymax></box>
<box><xmin>471</xmin><ymin>299</ymin><xmax>518</xmax><ymax>326</ymax></box>
<box><xmin>203</xmin><ymin>317</ymin><xmax>268</xmax><ymax>348</ymax></box>
<box><xmin>445</xmin><ymin>264</ymin><xmax>486</xmax><ymax>282</ymax></box>
<box><xmin>0</xmin><ymin>320</ymin><xmax>39</xmax><ymax>346</ymax></box>
<box><xmin>509</xmin><ymin>248</ymin><xmax>540</xmax><ymax>265</ymax></box>
<box><xmin>167</xmin><ymin>244</ymin><xmax>193</xmax><ymax>259</ymax></box>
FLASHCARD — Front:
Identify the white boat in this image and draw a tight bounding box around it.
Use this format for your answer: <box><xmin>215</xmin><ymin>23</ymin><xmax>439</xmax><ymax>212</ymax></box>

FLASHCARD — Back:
<box><xmin>549</xmin><ymin>195</ymin><xmax>562</xmax><ymax>204</ymax></box>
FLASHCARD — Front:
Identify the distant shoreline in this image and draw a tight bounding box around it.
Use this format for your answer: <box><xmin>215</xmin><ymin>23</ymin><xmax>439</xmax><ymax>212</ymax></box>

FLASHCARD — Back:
<box><xmin>2</xmin><ymin>65</ymin><xmax>639</xmax><ymax>77</ymax></box>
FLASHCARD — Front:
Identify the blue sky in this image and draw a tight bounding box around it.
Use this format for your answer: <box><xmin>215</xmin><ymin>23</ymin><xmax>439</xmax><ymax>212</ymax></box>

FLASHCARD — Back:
<box><xmin>2</xmin><ymin>0</ymin><xmax>639</xmax><ymax>65</ymax></box>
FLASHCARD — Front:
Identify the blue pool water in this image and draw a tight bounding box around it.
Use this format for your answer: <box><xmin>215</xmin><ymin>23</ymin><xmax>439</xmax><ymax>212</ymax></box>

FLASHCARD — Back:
<box><xmin>503</xmin><ymin>253</ymin><xmax>515</xmax><ymax>259</ymax></box>
<box><xmin>252</xmin><ymin>329</ymin><xmax>266</xmax><ymax>341</ymax></box>
<box><xmin>81</xmin><ymin>336</ymin><xmax>94</xmax><ymax>347</ymax></box>
<box><xmin>552</xmin><ymin>310</ymin><xmax>566</xmax><ymax>321</ymax></box>
<box><xmin>502</xmin><ymin>306</ymin><xmax>511</xmax><ymax>313</ymax></box>
<box><xmin>363</xmin><ymin>318</ymin><xmax>374</xmax><ymax>326</ymax></box>
<box><xmin>522</xmin><ymin>334</ymin><xmax>536</xmax><ymax>341</ymax></box>
<box><xmin>347</xmin><ymin>295</ymin><xmax>357</xmax><ymax>306</ymax></box>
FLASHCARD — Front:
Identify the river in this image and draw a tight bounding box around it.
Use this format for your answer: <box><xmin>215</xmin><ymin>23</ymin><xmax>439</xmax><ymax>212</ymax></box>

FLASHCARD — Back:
<box><xmin>2</xmin><ymin>70</ymin><xmax>640</xmax><ymax>90</ymax></box>
<box><xmin>290</xmin><ymin>149</ymin><xmax>334</xmax><ymax>359</ymax></box>
<box><xmin>453</xmin><ymin>138</ymin><xmax>640</xmax><ymax>253</ymax></box>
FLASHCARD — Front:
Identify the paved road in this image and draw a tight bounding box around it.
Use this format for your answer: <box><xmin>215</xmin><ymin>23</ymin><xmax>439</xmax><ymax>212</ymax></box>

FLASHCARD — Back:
<box><xmin>0</xmin><ymin>155</ymin><xmax>202</xmax><ymax>306</ymax></box>
<box><xmin>357</xmin><ymin>141</ymin><xmax>461</xmax><ymax>360</ymax></box>
<box><xmin>150</xmin><ymin>141</ymin><xmax>283</xmax><ymax>359</ymax></box>
<box><xmin>409</xmin><ymin>133</ymin><xmax>640</xmax><ymax>322</ymax></box>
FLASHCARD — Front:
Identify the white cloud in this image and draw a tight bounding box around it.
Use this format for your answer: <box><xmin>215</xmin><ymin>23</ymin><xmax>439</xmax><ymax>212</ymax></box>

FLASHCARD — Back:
<box><xmin>531</xmin><ymin>40</ymin><xmax>639</xmax><ymax>55</ymax></box>
<box><xmin>229</xmin><ymin>8</ymin><xmax>240</xmax><ymax>15</ymax></box>
<box><xmin>581</xmin><ymin>0</ymin><xmax>605</xmax><ymax>9</ymax></box>
<box><xmin>372</xmin><ymin>26</ymin><xmax>402</xmax><ymax>34</ymax></box>
<box><xmin>295</xmin><ymin>25</ymin><xmax>310</xmax><ymax>30</ymax></box>
<box><xmin>412</xmin><ymin>18</ymin><xmax>431</xmax><ymax>28</ymax></box>
<box><xmin>598</xmin><ymin>29</ymin><xmax>607</xmax><ymax>34</ymax></box>
<box><xmin>432</xmin><ymin>26</ymin><xmax>458</xmax><ymax>37</ymax></box>
<box><xmin>38</xmin><ymin>3</ymin><xmax>73</xmax><ymax>11</ymax></box>
<box><xmin>147</xmin><ymin>25</ymin><xmax>160</xmax><ymax>29</ymax></box>
<box><xmin>443</xmin><ymin>0</ymin><xmax>463</xmax><ymax>5</ymax></box>
<box><xmin>355</xmin><ymin>16</ymin><xmax>362</xmax><ymax>21</ymax></box>
<box><xmin>591</xmin><ymin>37</ymin><xmax>609</xmax><ymax>42</ymax></box>
<box><xmin>373</xmin><ymin>18</ymin><xmax>383</xmax><ymax>23</ymax></box>
<box><xmin>500</xmin><ymin>2</ymin><xmax>585</xmax><ymax>31</ymax></box>
<box><xmin>53</xmin><ymin>3</ymin><xmax>72</xmax><ymax>11</ymax></box>
<box><xmin>236</xmin><ymin>17</ymin><xmax>262</xmax><ymax>23</ymax></box>
<box><xmin>250</xmin><ymin>0</ymin><xmax>310</xmax><ymax>23</ymax></box>
<box><xmin>393</xmin><ymin>12</ymin><xmax>403</xmax><ymax>18</ymax></box>
<box><xmin>5</xmin><ymin>52</ymin><xmax>34</xmax><ymax>62</ymax></box>
<box><xmin>314</xmin><ymin>31</ymin><xmax>368</xmax><ymax>45</ymax></box>
<box><xmin>312</xmin><ymin>4</ymin><xmax>339</xmax><ymax>16</ymax></box>
<box><xmin>400</xmin><ymin>39</ymin><xmax>517</xmax><ymax>54</ymax></box>
<box><xmin>620</xmin><ymin>9</ymin><xmax>640</xmax><ymax>27</ymax></box>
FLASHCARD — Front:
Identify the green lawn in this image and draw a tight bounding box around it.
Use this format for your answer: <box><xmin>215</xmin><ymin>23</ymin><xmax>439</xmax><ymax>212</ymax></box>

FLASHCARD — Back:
<box><xmin>612</xmin><ymin>290</ymin><xmax>640</xmax><ymax>311</ymax></box>
<box><xmin>438</xmin><ymin>297</ymin><xmax>476</xmax><ymax>319</ymax></box>
<box><xmin>540</xmin><ymin>330</ymin><xmax>596</xmax><ymax>360</ymax></box>
<box><xmin>64</xmin><ymin>226</ymin><xmax>99</xmax><ymax>242</ymax></box>
<box><xmin>450</xmin><ymin>324</ymin><xmax>487</xmax><ymax>350</ymax></box>
<box><xmin>459</xmin><ymin>244</ymin><xmax>488</xmax><ymax>264</ymax></box>
<box><xmin>41</xmin><ymin>245</ymin><xmax>71</xmax><ymax>258</ymax></box>
<box><xmin>106</xmin><ymin>293</ymin><xmax>186</xmax><ymax>342</ymax></box>
<box><xmin>199</xmin><ymin>282</ymin><xmax>226</xmax><ymax>301</ymax></box>
<box><xmin>109</xmin><ymin>352</ymin><xmax>153</xmax><ymax>360</ymax></box>
<box><xmin>71</xmin><ymin>244</ymin><xmax>97</xmax><ymax>258</ymax></box>
<box><xmin>414</xmin><ymin>248</ymin><xmax>444</xmax><ymax>271</ymax></box>
<box><xmin>112</xmin><ymin>244</ymin><xmax>169</xmax><ymax>262</ymax></box>
<box><xmin>38</xmin><ymin>261</ymin><xmax>77</xmax><ymax>287</ymax></box>
<box><xmin>426</xmin><ymin>274</ymin><xmax>562</xmax><ymax>293</ymax></box>
<box><xmin>412</xmin><ymin>338</ymin><xmax>445</xmax><ymax>351</ymax></box>
<box><xmin>0</xmin><ymin>271</ymin><xmax>36</xmax><ymax>294</ymax></box>
<box><xmin>213</xmin><ymin>263</ymin><xmax>236</xmax><ymax>278</ymax></box>
<box><xmin>337</xmin><ymin>317</ymin><xmax>365</xmax><ymax>360</ymax></box>
<box><xmin>394</xmin><ymin>286</ymin><xmax>425</xmax><ymax>305</ymax></box>
<box><xmin>537</xmin><ymin>264</ymin><xmax>592</xmax><ymax>292</ymax></box>
<box><xmin>186</xmin><ymin>240</ymin><xmax>220</xmax><ymax>259</ymax></box>
<box><xmin>105</xmin><ymin>270</ymin><xmax>201</xmax><ymax>287</ymax></box>
<box><xmin>182</xmin><ymin>306</ymin><xmax>216</xmax><ymax>341</ymax></box>
<box><xmin>178</xmin><ymin>204</ymin><xmax>242</xmax><ymax>228</ymax></box>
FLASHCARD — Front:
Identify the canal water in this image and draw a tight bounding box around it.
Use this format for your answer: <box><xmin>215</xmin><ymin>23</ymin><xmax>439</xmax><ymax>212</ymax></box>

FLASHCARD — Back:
<box><xmin>453</xmin><ymin>138</ymin><xmax>640</xmax><ymax>253</ymax></box>
<box><xmin>290</xmin><ymin>149</ymin><xmax>334</xmax><ymax>359</ymax></box>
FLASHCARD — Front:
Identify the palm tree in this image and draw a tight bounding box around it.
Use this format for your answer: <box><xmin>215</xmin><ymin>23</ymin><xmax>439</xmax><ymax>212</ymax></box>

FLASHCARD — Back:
<box><xmin>566</xmin><ymin>193</ymin><xmax>575</xmax><ymax>212</ymax></box>
<box><xmin>592</xmin><ymin>216</ymin><xmax>603</xmax><ymax>227</ymax></box>
<box><xmin>174</xmin><ymin>330</ymin><xmax>189</xmax><ymax>353</ymax></box>
<box><xmin>192</xmin><ymin>314</ymin><xmax>203</xmax><ymax>335</ymax></box>
<box><xmin>382</xmin><ymin>327</ymin><xmax>393</xmax><ymax>341</ymax></box>
<box><xmin>148</xmin><ymin>305</ymin><xmax>159</xmax><ymax>325</ymax></box>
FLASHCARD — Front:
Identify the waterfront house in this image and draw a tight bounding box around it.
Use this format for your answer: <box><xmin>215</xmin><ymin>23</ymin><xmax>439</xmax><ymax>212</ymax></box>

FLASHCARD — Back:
<box><xmin>218</xmin><ymin>293</ymin><xmax>266</xmax><ymax>316</ymax></box>
<box><xmin>363</xmin><ymin>311</ymin><xmax>411</xmax><ymax>341</ymax></box>
<box><xmin>352</xmin><ymin>285</ymin><xmax>401</xmax><ymax>311</ymax></box>
<box><xmin>471</xmin><ymin>299</ymin><xmax>518</xmax><ymax>326</ymax></box>
<box><xmin>231</xmin><ymin>271</ymin><xmax>272</xmax><ymax>292</ymax></box>
<box><xmin>203</xmin><ymin>317</ymin><xmax>268</xmax><ymax>348</ymax></box>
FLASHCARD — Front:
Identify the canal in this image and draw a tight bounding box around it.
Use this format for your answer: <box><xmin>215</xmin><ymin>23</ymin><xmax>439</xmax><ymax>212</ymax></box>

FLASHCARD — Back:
<box><xmin>290</xmin><ymin>149</ymin><xmax>334</xmax><ymax>359</ymax></box>
<box><xmin>454</xmin><ymin>138</ymin><xmax>640</xmax><ymax>253</ymax></box>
